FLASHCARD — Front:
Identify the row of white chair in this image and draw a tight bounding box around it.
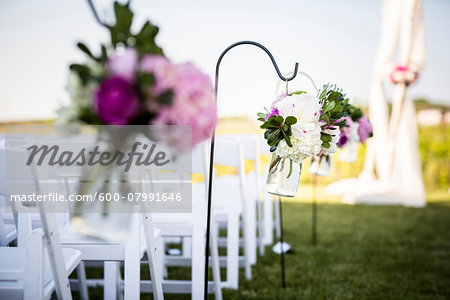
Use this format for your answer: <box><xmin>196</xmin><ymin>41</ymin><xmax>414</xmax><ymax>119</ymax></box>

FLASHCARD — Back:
<box><xmin>0</xmin><ymin>133</ymin><xmax>281</xmax><ymax>299</ymax></box>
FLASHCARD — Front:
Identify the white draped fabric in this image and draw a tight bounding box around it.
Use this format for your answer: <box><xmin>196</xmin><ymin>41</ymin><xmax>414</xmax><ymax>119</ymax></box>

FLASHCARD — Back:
<box><xmin>327</xmin><ymin>0</ymin><xmax>426</xmax><ymax>207</ymax></box>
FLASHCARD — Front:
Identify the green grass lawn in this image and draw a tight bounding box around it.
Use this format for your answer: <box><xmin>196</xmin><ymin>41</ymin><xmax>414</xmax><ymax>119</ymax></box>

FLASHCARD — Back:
<box><xmin>80</xmin><ymin>188</ymin><xmax>449</xmax><ymax>300</ymax></box>
<box><xmin>220</xmin><ymin>198</ymin><xmax>450</xmax><ymax>300</ymax></box>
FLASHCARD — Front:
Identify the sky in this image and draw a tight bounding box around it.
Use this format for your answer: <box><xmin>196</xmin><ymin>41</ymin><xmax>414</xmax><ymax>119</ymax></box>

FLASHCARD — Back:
<box><xmin>0</xmin><ymin>0</ymin><xmax>449</xmax><ymax>121</ymax></box>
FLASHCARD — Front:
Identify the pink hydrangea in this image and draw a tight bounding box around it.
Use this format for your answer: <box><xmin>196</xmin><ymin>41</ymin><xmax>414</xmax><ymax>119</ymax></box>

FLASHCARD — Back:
<box><xmin>357</xmin><ymin>116</ymin><xmax>373</xmax><ymax>142</ymax></box>
<box><xmin>140</xmin><ymin>55</ymin><xmax>217</xmax><ymax>148</ymax></box>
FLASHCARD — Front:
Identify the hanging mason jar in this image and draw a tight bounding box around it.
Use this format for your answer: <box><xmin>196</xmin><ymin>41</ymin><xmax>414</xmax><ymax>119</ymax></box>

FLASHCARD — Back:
<box><xmin>266</xmin><ymin>153</ymin><xmax>302</xmax><ymax>197</ymax></box>
<box><xmin>308</xmin><ymin>154</ymin><xmax>332</xmax><ymax>177</ymax></box>
<box><xmin>339</xmin><ymin>141</ymin><xmax>359</xmax><ymax>163</ymax></box>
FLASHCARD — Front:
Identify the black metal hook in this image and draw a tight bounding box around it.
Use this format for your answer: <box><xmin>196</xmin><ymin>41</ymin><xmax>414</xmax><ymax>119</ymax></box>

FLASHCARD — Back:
<box><xmin>214</xmin><ymin>41</ymin><xmax>299</xmax><ymax>95</ymax></box>
<box><xmin>86</xmin><ymin>0</ymin><xmax>132</xmax><ymax>29</ymax></box>
<box><xmin>204</xmin><ymin>40</ymin><xmax>299</xmax><ymax>298</ymax></box>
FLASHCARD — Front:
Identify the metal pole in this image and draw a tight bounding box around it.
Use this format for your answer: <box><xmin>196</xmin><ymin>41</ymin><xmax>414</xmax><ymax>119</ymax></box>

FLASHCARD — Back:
<box><xmin>279</xmin><ymin>198</ymin><xmax>287</xmax><ymax>289</ymax></box>
<box><xmin>205</xmin><ymin>41</ymin><xmax>299</xmax><ymax>298</ymax></box>
<box><xmin>312</xmin><ymin>174</ymin><xmax>317</xmax><ymax>245</ymax></box>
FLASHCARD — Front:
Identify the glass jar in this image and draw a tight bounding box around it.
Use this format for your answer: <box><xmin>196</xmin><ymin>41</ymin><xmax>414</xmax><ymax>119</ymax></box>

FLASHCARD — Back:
<box><xmin>339</xmin><ymin>141</ymin><xmax>359</xmax><ymax>163</ymax></box>
<box><xmin>266</xmin><ymin>153</ymin><xmax>302</xmax><ymax>197</ymax></box>
<box><xmin>308</xmin><ymin>154</ymin><xmax>332</xmax><ymax>177</ymax></box>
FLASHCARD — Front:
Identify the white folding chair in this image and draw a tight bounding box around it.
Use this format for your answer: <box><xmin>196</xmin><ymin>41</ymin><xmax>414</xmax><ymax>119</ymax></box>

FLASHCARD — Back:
<box><xmin>3</xmin><ymin>144</ymin><xmax>164</xmax><ymax>300</ymax></box>
<box><xmin>213</xmin><ymin>138</ymin><xmax>252</xmax><ymax>289</ymax></box>
<box><xmin>0</xmin><ymin>197</ymin><xmax>17</xmax><ymax>246</ymax></box>
<box><xmin>1</xmin><ymin>147</ymin><xmax>84</xmax><ymax>300</ymax></box>
<box><xmin>149</xmin><ymin>142</ymin><xmax>222</xmax><ymax>300</ymax></box>
<box><xmin>258</xmin><ymin>135</ymin><xmax>281</xmax><ymax>245</ymax></box>
<box><xmin>220</xmin><ymin>133</ymin><xmax>264</xmax><ymax>257</ymax></box>
<box><xmin>0</xmin><ymin>229</ymin><xmax>83</xmax><ymax>300</ymax></box>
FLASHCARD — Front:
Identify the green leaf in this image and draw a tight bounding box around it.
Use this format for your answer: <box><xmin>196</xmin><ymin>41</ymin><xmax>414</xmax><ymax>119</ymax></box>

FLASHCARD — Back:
<box><xmin>268</xmin><ymin>115</ymin><xmax>277</xmax><ymax>122</ymax></box>
<box><xmin>110</xmin><ymin>1</ymin><xmax>134</xmax><ymax>46</ymax></box>
<box><xmin>267</xmin><ymin>129</ymin><xmax>280</xmax><ymax>145</ymax></box>
<box><xmin>321</xmin><ymin>134</ymin><xmax>332</xmax><ymax>142</ymax></box>
<box><xmin>290</xmin><ymin>90</ymin><xmax>307</xmax><ymax>95</ymax></box>
<box><xmin>77</xmin><ymin>43</ymin><xmax>96</xmax><ymax>60</ymax></box>
<box><xmin>100</xmin><ymin>44</ymin><xmax>108</xmax><ymax>63</ymax></box>
<box><xmin>138</xmin><ymin>72</ymin><xmax>155</xmax><ymax>88</ymax></box>
<box><xmin>257</xmin><ymin>112</ymin><xmax>267</xmax><ymax>119</ymax></box>
<box><xmin>282</xmin><ymin>130</ymin><xmax>292</xmax><ymax>147</ymax></box>
<box><xmin>323</xmin><ymin>101</ymin><xmax>336</xmax><ymax>113</ymax></box>
<box><xmin>260</xmin><ymin>122</ymin><xmax>278</xmax><ymax>129</ymax></box>
<box><xmin>155</xmin><ymin>89</ymin><xmax>173</xmax><ymax>106</ymax></box>
<box><xmin>134</xmin><ymin>21</ymin><xmax>163</xmax><ymax>55</ymax></box>
<box><xmin>285</xmin><ymin>116</ymin><xmax>297</xmax><ymax>125</ymax></box>
<box><xmin>275</xmin><ymin>116</ymin><xmax>284</xmax><ymax>124</ymax></box>
<box><xmin>322</xmin><ymin>142</ymin><xmax>330</xmax><ymax>149</ymax></box>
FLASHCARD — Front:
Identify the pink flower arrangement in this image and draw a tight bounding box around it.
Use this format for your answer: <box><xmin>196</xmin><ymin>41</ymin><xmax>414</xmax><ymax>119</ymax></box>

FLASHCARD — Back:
<box><xmin>62</xmin><ymin>2</ymin><xmax>217</xmax><ymax>151</ymax></box>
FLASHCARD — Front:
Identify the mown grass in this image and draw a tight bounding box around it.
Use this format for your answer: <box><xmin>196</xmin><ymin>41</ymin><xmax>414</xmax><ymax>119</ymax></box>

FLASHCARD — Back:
<box><xmin>78</xmin><ymin>190</ymin><xmax>450</xmax><ymax>300</ymax></box>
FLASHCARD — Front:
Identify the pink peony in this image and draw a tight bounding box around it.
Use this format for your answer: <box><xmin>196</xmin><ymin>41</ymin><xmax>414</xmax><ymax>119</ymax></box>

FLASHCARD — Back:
<box><xmin>140</xmin><ymin>55</ymin><xmax>217</xmax><ymax>148</ymax></box>
<box><xmin>357</xmin><ymin>116</ymin><xmax>373</xmax><ymax>142</ymax></box>
<box><xmin>107</xmin><ymin>47</ymin><xmax>138</xmax><ymax>82</ymax></box>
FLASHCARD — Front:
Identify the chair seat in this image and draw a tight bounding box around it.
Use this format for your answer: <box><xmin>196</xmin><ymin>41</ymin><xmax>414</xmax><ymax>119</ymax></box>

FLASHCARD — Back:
<box><xmin>2</xmin><ymin>223</ymin><xmax>17</xmax><ymax>245</ymax></box>
<box><xmin>0</xmin><ymin>247</ymin><xmax>81</xmax><ymax>299</ymax></box>
<box><xmin>59</xmin><ymin>226</ymin><xmax>161</xmax><ymax>261</ymax></box>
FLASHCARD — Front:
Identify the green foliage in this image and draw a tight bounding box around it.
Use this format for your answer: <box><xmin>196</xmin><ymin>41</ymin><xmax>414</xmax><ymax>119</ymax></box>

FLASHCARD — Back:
<box><xmin>317</xmin><ymin>84</ymin><xmax>352</xmax><ymax>146</ymax></box>
<box><xmin>418</xmin><ymin>125</ymin><xmax>450</xmax><ymax>190</ymax></box>
<box><xmin>258</xmin><ymin>114</ymin><xmax>297</xmax><ymax>152</ymax></box>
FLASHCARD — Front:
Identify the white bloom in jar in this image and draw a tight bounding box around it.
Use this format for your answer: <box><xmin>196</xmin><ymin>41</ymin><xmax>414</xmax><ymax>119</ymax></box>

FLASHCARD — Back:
<box><xmin>273</xmin><ymin>93</ymin><xmax>323</xmax><ymax>163</ymax></box>
<box><xmin>274</xmin><ymin>93</ymin><xmax>322</xmax><ymax>139</ymax></box>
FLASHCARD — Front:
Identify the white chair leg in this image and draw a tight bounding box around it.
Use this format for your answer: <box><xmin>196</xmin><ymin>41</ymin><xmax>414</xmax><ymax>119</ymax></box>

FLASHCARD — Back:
<box><xmin>38</xmin><ymin>206</ymin><xmax>72</xmax><ymax>300</ymax></box>
<box><xmin>191</xmin><ymin>205</ymin><xmax>205</xmax><ymax>300</ymax></box>
<box><xmin>76</xmin><ymin>261</ymin><xmax>89</xmax><ymax>300</ymax></box>
<box><xmin>263</xmin><ymin>193</ymin><xmax>274</xmax><ymax>245</ymax></box>
<box><xmin>247</xmin><ymin>197</ymin><xmax>257</xmax><ymax>265</ymax></box>
<box><xmin>124</xmin><ymin>213</ymin><xmax>141</xmax><ymax>300</ymax></box>
<box><xmin>104</xmin><ymin>262</ymin><xmax>119</xmax><ymax>300</ymax></box>
<box><xmin>257</xmin><ymin>194</ymin><xmax>265</xmax><ymax>256</ymax></box>
<box><xmin>241</xmin><ymin>199</ymin><xmax>252</xmax><ymax>280</ymax></box>
<box><xmin>274</xmin><ymin>196</ymin><xmax>281</xmax><ymax>239</ymax></box>
<box><xmin>225</xmin><ymin>207</ymin><xmax>239</xmax><ymax>289</ymax></box>
<box><xmin>182</xmin><ymin>237</ymin><xmax>192</xmax><ymax>258</ymax></box>
<box><xmin>18</xmin><ymin>213</ymin><xmax>32</xmax><ymax>247</ymax></box>
<box><xmin>141</xmin><ymin>213</ymin><xmax>164</xmax><ymax>300</ymax></box>
<box><xmin>210</xmin><ymin>221</ymin><xmax>222</xmax><ymax>300</ymax></box>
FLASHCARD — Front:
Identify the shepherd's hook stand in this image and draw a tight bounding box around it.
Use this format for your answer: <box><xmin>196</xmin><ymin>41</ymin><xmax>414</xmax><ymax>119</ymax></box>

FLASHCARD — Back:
<box><xmin>205</xmin><ymin>41</ymin><xmax>299</xmax><ymax>298</ymax></box>
<box><xmin>312</xmin><ymin>174</ymin><xmax>318</xmax><ymax>245</ymax></box>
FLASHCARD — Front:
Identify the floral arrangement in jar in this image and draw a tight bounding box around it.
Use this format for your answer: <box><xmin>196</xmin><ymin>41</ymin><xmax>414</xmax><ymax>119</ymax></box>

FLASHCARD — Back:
<box><xmin>257</xmin><ymin>84</ymin><xmax>353</xmax><ymax>196</ymax></box>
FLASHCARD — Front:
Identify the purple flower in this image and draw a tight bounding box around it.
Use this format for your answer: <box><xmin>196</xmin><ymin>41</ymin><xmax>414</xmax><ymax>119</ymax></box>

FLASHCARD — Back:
<box><xmin>337</xmin><ymin>116</ymin><xmax>353</xmax><ymax>147</ymax></box>
<box><xmin>265</xmin><ymin>107</ymin><xmax>279</xmax><ymax>121</ymax></box>
<box><xmin>95</xmin><ymin>76</ymin><xmax>139</xmax><ymax>125</ymax></box>
<box><xmin>337</xmin><ymin>134</ymin><xmax>348</xmax><ymax>147</ymax></box>
<box><xmin>357</xmin><ymin>116</ymin><xmax>373</xmax><ymax>142</ymax></box>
